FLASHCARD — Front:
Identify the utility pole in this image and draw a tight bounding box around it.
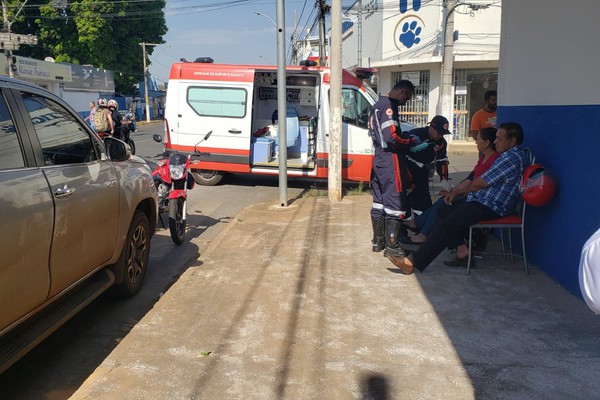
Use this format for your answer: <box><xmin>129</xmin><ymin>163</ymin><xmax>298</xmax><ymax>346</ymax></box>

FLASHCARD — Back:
<box><xmin>291</xmin><ymin>10</ymin><xmax>298</xmax><ymax>65</ymax></box>
<box><xmin>139</xmin><ymin>42</ymin><xmax>160</xmax><ymax>122</ymax></box>
<box><xmin>438</xmin><ymin>0</ymin><xmax>456</xmax><ymax>138</ymax></box>
<box><xmin>276</xmin><ymin>0</ymin><xmax>288</xmax><ymax>206</ymax></box>
<box><xmin>357</xmin><ymin>0</ymin><xmax>362</xmax><ymax>67</ymax></box>
<box><xmin>329</xmin><ymin>0</ymin><xmax>342</xmax><ymax>201</ymax></box>
<box><xmin>317</xmin><ymin>0</ymin><xmax>327</xmax><ymax>66</ymax></box>
<box><xmin>1</xmin><ymin>0</ymin><xmax>37</xmax><ymax>79</ymax></box>
<box><xmin>438</xmin><ymin>1</ymin><xmax>488</xmax><ymax>141</ymax></box>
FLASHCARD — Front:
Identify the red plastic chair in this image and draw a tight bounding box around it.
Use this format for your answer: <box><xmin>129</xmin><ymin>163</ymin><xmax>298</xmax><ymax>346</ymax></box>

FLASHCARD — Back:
<box><xmin>466</xmin><ymin>203</ymin><xmax>528</xmax><ymax>275</ymax></box>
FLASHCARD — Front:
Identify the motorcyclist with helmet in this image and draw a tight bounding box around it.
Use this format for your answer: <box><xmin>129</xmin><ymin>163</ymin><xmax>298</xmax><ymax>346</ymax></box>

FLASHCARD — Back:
<box><xmin>95</xmin><ymin>98</ymin><xmax>115</xmax><ymax>137</ymax></box>
<box><xmin>107</xmin><ymin>99</ymin><xmax>124</xmax><ymax>139</ymax></box>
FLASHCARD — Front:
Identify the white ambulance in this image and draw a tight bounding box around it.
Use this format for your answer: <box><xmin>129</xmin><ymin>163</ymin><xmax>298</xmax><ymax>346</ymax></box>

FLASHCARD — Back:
<box><xmin>163</xmin><ymin>59</ymin><xmax>381</xmax><ymax>185</ymax></box>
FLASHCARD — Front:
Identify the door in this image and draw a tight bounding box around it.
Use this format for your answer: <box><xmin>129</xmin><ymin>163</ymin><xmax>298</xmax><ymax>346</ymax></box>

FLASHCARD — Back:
<box><xmin>18</xmin><ymin>92</ymin><xmax>120</xmax><ymax>297</ymax></box>
<box><xmin>175</xmin><ymin>79</ymin><xmax>254</xmax><ymax>172</ymax></box>
<box><xmin>341</xmin><ymin>87</ymin><xmax>375</xmax><ymax>181</ymax></box>
<box><xmin>0</xmin><ymin>92</ymin><xmax>53</xmax><ymax>332</ymax></box>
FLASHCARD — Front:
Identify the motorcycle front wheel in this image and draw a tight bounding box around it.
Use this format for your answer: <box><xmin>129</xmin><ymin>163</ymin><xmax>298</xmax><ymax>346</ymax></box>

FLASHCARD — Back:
<box><xmin>169</xmin><ymin>197</ymin><xmax>186</xmax><ymax>245</ymax></box>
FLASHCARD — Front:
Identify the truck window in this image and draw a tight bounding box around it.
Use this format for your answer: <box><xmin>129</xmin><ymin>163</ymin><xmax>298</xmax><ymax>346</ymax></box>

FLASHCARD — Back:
<box><xmin>187</xmin><ymin>87</ymin><xmax>247</xmax><ymax>118</ymax></box>
<box><xmin>0</xmin><ymin>93</ymin><xmax>23</xmax><ymax>169</ymax></box>
<box><xmin>21</xmin><ymin>93</ymin><xmax>97</xmax><ymax>166</ymax></box>
<box><xmin>342</xmin><ymin>88</ymin><xmax>370</xmax><ymax>129</ymax></box>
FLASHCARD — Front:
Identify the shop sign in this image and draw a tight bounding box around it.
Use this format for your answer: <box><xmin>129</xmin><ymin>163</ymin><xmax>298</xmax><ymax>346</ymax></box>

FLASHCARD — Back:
<box><xmin>0</xmin><ymin>55</ymin><xmax>72</xmax><ymax>82</ymax></box>
<box><xmin>455</xmin><ymin>86</ymin><xmax>468</xmax><ymax>95</ymax></box>
<box><xmin>63</xmin><ymin>63</ymin><xmax>115</xmax><ymax>92</ymax></box>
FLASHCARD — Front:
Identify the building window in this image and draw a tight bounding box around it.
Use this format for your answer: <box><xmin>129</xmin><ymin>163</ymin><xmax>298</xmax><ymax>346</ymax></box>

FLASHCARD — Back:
<box><xmin>391</xmin><ymin>70</ymin><xmax>430</xmax><ymax>127</ymax></box>
<box><xmin>187</xmin><ymin>87</ymin><xmax>247</xmax><ymax>118</ymax></box>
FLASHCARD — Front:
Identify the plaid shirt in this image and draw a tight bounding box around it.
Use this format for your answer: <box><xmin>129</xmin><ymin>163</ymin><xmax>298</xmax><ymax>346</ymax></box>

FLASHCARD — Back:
<box><xmin>467</xmin><ymin>146</ymin><xmax>529</xmax><ymax>216</ymax></box>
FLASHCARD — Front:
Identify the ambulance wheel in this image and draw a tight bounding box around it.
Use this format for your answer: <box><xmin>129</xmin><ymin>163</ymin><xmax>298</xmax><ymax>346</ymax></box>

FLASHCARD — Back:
<box><xmin>191</xmin><ymin>170</ymin><xmax>224</xmax><ymax>186</ymax></box>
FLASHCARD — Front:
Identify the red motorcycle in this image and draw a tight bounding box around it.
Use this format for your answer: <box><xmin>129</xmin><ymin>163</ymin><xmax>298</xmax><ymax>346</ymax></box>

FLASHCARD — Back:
<box><xmin>151</xmin><ymin>131</ymin><xmax>212</xmax><ymax>244</ymax></box>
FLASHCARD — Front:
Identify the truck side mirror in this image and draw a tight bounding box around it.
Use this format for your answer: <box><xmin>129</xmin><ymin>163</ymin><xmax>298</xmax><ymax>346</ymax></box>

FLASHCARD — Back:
<box><xmin>105</xmin><ymin>137</ymin><xmax>131</xmax><ymax>161</ymax></box>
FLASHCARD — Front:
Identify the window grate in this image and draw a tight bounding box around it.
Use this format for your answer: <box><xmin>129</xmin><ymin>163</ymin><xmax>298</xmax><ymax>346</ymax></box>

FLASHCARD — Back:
<box><xmin>391</xmin><ymin>70</ymin><xmax>430</xmax><ymax>127</ymax></box>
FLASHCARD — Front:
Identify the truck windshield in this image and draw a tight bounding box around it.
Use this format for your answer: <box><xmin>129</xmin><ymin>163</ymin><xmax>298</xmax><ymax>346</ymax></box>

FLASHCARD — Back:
<box><xmin>363</xmin><ymin>84</ymin><xmax>378</xmax><ymax>104</ymax></box>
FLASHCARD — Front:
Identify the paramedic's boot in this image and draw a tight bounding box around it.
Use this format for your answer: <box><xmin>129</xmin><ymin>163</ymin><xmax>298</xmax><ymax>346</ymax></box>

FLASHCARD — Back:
<box><xmin>371</xmin><ymin>216</ymin><xmax>385</xmax><ymax>252</ymax></box>
<box><xmin>383</xmin><ymin>219</ymin><xmax>408</xmax><ymax>258</ymax></box>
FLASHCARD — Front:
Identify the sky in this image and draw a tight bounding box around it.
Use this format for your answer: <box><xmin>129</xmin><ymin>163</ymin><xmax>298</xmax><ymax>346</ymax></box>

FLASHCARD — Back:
<box><xmin>148</xmin><ymin>0</ymin><xmax>355</xmax><ymax>86</ymax></box>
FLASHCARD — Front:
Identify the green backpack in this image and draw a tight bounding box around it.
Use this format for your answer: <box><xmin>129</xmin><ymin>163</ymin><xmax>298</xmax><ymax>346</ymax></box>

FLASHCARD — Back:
<box><xmin>93</xmin><ymin>107</ymin><xmax>110</xmax><ymax>132</ymax></box>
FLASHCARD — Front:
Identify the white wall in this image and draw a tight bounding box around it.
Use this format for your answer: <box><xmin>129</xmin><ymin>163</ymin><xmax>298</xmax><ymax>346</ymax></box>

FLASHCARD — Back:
<box><xmin>342</xmin><ymin>5</ymin><xmax>383</xmax><ymax>69</ymax></box>
<box><xmin>500</xmin><ymin>0</ymin><xmax>600</xmax><ymax>296</ymax></box>
<box><xmin>453</xmin><ymin>2</ymin><xmax>501</xmax><ymax>61</ymax></box>
<box><xmin>63</xmin><ymin>91</ymin><xmax>101</xmax><ymax>114</ymax></box>
<box><xmin>499</xmin><ymin>0</ymin><xmax>600</xmax><ymax>106</ymax></box>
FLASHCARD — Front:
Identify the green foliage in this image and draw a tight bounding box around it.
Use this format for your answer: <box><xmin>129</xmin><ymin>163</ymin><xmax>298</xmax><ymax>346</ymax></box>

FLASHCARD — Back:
<box><xmin>9</xmin><ymin>0</ymin><xmax>167</xmax><ymax>94</ymax></box>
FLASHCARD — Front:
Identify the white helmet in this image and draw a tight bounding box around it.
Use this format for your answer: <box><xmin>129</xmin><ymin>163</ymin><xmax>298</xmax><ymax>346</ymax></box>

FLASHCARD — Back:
<box><xmin>108</xmin><ymin>99</ymin><xmax>118</xmax><ymax>110</ymax></box>
<box><xmin>98</xmin><ymin>98</ymin><xmax>107</xmax><ymax>107</ymax></box>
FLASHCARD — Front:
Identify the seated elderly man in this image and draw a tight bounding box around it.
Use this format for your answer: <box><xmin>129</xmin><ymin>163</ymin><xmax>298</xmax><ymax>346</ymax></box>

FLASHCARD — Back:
<box><xmin>389</xmin><ymin>122</ymin><xmax>530</xmax><ymax>274</ymax></box>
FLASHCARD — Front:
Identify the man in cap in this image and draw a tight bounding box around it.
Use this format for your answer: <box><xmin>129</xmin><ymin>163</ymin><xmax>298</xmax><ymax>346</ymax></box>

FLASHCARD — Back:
<box><xmin>405</xmin><ymin>115</ymin><xmax>452</xmax><ymax>218</ymax></box>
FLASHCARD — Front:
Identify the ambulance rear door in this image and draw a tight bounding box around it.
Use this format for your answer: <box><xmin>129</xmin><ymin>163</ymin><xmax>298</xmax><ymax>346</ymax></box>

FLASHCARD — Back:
<box><xmin>173</xmin><ymin>65</ymin><xmax>255</xmax><ymax>173</ymax></box>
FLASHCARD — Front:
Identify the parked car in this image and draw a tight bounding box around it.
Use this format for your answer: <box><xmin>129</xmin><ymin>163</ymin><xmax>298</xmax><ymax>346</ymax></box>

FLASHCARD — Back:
<box><xmin>0</xmin><ymin>77</ymin><xmax>158</xmax><ymax>373</ymax></box>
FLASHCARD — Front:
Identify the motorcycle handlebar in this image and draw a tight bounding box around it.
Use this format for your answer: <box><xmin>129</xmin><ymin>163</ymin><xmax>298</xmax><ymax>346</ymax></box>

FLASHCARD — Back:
<box><xmin>191</xmin><ymin>152</ymin><xmax>210</xmax><ymax>159</ymax></box>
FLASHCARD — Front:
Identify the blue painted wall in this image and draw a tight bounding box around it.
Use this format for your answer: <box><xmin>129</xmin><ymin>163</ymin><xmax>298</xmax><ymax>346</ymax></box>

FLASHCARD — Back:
<box><xmin>499</xmin><ymin>105</ymin><xmax>600</xmax><ymax>296</ymax></box>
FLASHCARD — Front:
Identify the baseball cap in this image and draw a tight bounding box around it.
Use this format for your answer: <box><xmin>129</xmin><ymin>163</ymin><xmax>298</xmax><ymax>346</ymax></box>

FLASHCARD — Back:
<box><xmin>429</xmin><ymin>115</ymin><xmax>450</xmax><ymax>135</ymax></box>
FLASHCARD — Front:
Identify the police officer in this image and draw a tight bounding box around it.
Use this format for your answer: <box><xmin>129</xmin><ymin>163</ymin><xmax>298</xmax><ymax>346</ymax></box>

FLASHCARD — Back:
<box><xmin>406</xmin><ymin>115</ymin><xmax>452</xmax><ymax>215</ymax></box>
<box><xmin>369</xmin><ymin>80</ymin><xmax>415</xmax><ymax>258</ymax></box>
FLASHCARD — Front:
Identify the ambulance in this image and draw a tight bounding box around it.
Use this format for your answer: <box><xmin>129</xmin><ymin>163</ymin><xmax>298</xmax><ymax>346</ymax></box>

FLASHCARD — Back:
<box><xmin>163</xmin><ymin>59</ymin><xmax>382</xmax><ymax>185</ymax></box>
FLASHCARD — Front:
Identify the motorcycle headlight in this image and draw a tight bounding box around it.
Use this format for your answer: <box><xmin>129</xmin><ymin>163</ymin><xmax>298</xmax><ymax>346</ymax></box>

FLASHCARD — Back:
<box><xmin>169</xmin><ymin>164</ymin><xmax>185</xmax><ymax>180</ymax></box>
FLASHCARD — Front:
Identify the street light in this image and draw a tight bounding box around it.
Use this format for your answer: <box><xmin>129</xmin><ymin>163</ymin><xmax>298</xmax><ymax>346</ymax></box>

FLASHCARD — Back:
<box><xmin>255</xmin><ymin>12</ymin><xmax>294</xmax><ymax>47</ymax></box>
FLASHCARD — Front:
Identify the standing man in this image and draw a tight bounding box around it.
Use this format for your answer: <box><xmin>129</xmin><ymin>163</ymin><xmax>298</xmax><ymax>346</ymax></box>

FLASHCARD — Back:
<box><xmin>406</xmin><ymin>115</ymin><xmax>452</xmax><ymax>215</ymax></box>
<box><xmin>389</xmin><ymin>122</ymin><xmax>529</xmax><ymax>274</ymax></box>
<box><xmin>84</xmin><ymin>101</ymin><xmax>96</xmax><ymax>131</ymax></box>
<box><xmin>470</xmin><ymin>90</ymin><xmax>497</xmax><ymax>140</ymax></box>
<box><xmin>369</xmin><ymin>80</ymin><xmax>416</xmax><ymax>259</ymax></box>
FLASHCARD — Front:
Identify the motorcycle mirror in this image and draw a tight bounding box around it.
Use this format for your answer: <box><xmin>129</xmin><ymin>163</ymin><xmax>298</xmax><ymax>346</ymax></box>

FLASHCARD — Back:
<box><xmin>153</xmin><ymin>134</ymin><xmax>163</xmax><ymax>143</ymax></box>
<box><xmin>194</xmin><ymin>131</ymin><xmax>213</xmax><ymax>153</ymax></box>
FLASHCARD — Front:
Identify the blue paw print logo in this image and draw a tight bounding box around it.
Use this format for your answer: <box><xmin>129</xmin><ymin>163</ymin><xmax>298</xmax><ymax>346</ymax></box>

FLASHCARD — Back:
<box><xmin>399</xmin><ymin>20</ymin><xmax>422</xmax><ymax>48</ymax></box>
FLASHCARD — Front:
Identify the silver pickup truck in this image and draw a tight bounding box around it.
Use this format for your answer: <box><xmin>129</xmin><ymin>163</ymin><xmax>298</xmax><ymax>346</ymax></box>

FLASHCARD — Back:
<box><xmin>0</xmin><ymin>77</ymin><xmax>158</xmax><ymax>373</ymax></box>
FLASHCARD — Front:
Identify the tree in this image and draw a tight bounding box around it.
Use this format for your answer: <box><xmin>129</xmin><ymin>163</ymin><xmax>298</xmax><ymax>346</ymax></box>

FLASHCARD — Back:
<box><xmin>8</xmin><ymin>0</ymin><xmax>167</xmax><ymax>94</ymax></box>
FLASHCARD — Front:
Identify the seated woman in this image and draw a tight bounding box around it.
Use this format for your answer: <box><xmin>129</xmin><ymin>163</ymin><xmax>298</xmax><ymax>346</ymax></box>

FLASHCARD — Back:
<box><xmin>403</xmin><ymin>127</ymin><xmax>499</xmax><ymax>244</ymax></box>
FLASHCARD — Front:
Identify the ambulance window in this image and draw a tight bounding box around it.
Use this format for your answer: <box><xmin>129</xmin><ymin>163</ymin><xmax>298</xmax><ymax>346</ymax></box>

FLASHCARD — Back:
<box><xmin>341</xmin><ymin>88</ymin><xmax>370</xmax><ymax>129</ymax></box>
<box><xmin>187</xmin><ymin>87</ymin><xmax>247</xmax><ymax>118</ymax></box>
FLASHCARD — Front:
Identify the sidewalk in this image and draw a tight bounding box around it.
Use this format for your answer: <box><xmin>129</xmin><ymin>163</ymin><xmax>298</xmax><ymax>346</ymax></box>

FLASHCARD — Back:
<box><xmin>71</xmin><ymin>194</ymin><xmax>600</xmax><ymax>400</ymax></box>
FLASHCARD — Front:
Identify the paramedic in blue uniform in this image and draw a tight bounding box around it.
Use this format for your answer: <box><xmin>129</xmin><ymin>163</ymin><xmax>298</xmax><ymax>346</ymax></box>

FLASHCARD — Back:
<box><xmin>406</xmin><ymin>115</ymin><xmax>452</xmax><ymax>215</ymax></box>
<box><xmin>369</xmin><ymin>80</ymin><xmax>416</xmax><ymax>258</ymax></box>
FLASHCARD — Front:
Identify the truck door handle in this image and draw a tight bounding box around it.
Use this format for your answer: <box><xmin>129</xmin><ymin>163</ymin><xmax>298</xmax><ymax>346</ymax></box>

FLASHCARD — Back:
<box><xmin>54</xmin><ymin>184</ymin><xmax>76</xmax><ymax>198</ymax></box>
<box><xmin>228</xmin><ymin>129</ymin><xmax>242</xmax><ymax>134</ymax></box>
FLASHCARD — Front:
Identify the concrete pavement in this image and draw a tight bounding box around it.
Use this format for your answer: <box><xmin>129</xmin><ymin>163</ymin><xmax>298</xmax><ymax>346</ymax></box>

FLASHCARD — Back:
<box><xmin>70</xmin><ymin>188</ymin><xmax>600</xmax><ymax>399</ymax></box>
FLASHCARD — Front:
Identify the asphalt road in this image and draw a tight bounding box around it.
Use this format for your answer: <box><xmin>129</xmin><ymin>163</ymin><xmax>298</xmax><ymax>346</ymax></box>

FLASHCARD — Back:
<box><xmin>0</xmin><ymin>122</ymin><xmax>314</xmax><ymax>399</ymax></box>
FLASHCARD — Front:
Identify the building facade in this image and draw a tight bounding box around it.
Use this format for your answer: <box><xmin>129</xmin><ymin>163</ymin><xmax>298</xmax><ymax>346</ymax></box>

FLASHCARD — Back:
<box><xmin>342</xmin><ymin>0</ymin><xmax>501</xmax><ymax>140</ymax></box>
<box><xmin>0</xmin><ymin>55</ymin><xmax>72</xmax><ymax>97</ymax></box>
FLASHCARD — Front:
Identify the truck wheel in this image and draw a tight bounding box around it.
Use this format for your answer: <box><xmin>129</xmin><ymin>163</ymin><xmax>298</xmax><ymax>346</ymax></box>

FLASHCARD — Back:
<box><xmin>115</xmin><ymin>211</ymin><xmax>151</xmax><ymax>297</ymax></box>
<box><xmin>191</xmin><ymin>170</ymin><xmax>224</xmax><ymax>186</ymax></box>
<box><xmin>169</xmin><ymin>197</ymin><xmax>186</xmax><ymax>245</ymax></box>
